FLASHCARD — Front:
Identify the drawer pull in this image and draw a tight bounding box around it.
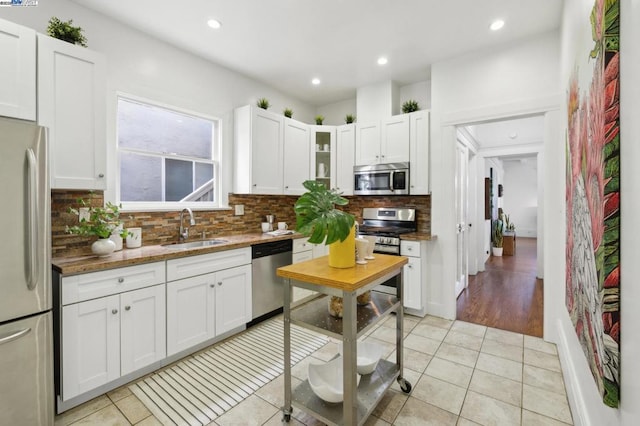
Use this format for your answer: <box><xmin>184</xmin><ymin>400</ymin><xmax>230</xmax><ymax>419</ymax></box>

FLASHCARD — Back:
<box><xmin>210</xmin><ymin>283</ymin><xmax>215</xmax><ymax>288</ymax></box>
<box><xmin>118</xmin><ymin>277</ymin><xmax>124</xmax><ymax>283</ymax></box>
<box><xmin>112</xmin><ymin>309</ymin><xmax>118</xmax><ymax>314</ymax></box>
<box><xmin>218</xmin><ymin>282</ymin><xmax>223</xmax><ymax>286</ymax></box>
<box><xmin>125</xmin><ymin>306</ymin><xmax>131</xmax><ymax>311</ymax></box>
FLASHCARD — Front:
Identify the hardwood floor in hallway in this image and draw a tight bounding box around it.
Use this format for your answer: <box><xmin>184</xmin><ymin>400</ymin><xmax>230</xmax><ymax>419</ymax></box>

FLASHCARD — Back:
<box><xmin>456</xmin><ymin>237</ymin><xmax>544</xmax><ymax>337</ymax></box>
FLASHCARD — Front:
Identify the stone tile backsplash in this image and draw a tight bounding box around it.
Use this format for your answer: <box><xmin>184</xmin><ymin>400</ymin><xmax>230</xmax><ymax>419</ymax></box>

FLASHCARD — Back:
<box><xmin>51</xmin><ymin>190</ymin><xmax>431</xmax><ymax>257</ymax></box>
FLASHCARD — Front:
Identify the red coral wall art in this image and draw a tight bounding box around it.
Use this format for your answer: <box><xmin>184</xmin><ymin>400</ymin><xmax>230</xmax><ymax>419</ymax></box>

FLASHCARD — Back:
<box><xmin>566</xmin><ymin>0</ymin><xmax>620</xmax><ymax>408</ymax></box>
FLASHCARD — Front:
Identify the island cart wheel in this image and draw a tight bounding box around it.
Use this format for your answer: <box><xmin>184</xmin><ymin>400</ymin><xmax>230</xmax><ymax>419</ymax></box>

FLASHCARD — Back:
<box><xmin>282</xmin><ymin>407</ymin><xmax>292</xmax><ymax>423</ymax></box>
<box><xmin>398</xmin><ymin>377</ymin><xmax>412</xmax><ymax>393</ymax></box>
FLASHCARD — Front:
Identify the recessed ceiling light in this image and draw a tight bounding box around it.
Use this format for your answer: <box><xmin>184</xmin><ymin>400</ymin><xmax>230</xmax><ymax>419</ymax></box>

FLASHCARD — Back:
<box><xmin>311</xmin><ymin>78</ymin><xmax>321</xmax><ymax>85</ymax></box>
<box><xmin>207</xmin><ymin>19</ymin><xmax>222</xmax><ymax>29</ymax></box>
<box><xmin>490</xmin><ymin>19</ymin><xmax>505</xmax><ymax>31</ymax></box>
<box><xmin>509</xmin><ymin>132</ymin><xmax>518</xmax><ymax>139</ymax></box>
<box><xmin>377</xmin><ymin>57</ymin><xmax>388</xmax><ymax>66</ymax></box>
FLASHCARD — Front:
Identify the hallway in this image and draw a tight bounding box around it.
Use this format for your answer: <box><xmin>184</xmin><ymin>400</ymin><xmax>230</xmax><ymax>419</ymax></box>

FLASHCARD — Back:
<box><xmin>456</xmin><ymin>237</ymin><xmax>543</xmax><ymax>337</ymax></box>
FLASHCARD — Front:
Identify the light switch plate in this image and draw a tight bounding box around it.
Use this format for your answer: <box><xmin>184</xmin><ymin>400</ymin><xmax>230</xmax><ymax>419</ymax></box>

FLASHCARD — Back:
<box><xmin>79</xmin><ymin>207</ymin><xmax>90</xmax><ymax>222</ymax></box>
<box><xmin>235</xmin><ymin>204</ymin><xmax>244</xmax><ymax>216</ymax></box>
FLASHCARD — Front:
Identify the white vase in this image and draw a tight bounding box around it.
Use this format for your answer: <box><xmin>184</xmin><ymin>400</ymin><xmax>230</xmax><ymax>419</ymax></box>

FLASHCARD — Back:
<box><xmin>92</xmin><ymin>238</ymin><xmax>116</xmax><ymax>257</ymax></box>
<box><xmin>492</xmin><ymin>247</ymin><xmax>503</xmax><ymax>257</ymax></box>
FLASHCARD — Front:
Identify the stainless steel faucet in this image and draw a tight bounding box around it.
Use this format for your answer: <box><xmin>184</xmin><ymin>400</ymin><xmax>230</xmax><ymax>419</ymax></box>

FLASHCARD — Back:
<box><xmin>179</xmin><ymin>208</ymin><xmax>196</xmax><ymax>242</ymax></box>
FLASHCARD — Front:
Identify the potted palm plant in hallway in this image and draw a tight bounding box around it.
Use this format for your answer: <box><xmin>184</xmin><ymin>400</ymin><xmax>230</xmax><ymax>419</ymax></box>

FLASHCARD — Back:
<box><xmin>491</xmin><ymin>218</ymin><xmax>504</xmax><ymax>256</ymax></box>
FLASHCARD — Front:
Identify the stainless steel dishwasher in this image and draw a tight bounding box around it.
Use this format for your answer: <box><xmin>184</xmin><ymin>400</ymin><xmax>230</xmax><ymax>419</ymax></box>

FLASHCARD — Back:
<box><xmin>250</xmin><ymin>239</ymin><xmax>293</xmax><ymax>325</ymax></box>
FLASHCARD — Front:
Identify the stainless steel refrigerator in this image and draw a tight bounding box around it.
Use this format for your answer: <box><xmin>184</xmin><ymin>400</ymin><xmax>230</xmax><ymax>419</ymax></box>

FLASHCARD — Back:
<box><xmin>0</xmin><ymin>116</ymin><xmax>53</xmax><ymax>425</ymax></box>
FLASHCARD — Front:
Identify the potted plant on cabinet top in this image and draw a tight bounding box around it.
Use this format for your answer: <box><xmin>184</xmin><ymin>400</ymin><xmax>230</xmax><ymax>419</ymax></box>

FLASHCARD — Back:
<box><xmin>401</xmin><ymin>99</ymin><xmax>419</xmax><ymax>113</ymax></box>
<box><xmin>315</xmin><ymin>115</ymin><xmax>325</xmax><ymax>125</ymax></box>
<box><xmin>491</xmin><ymin>218</ymin><xmax>504</xmax><ymax>256</ymax></box>
<box><xmin>283</xmin><ymin>108</ymin><xmax>293</xmax><ymax>118</ymax></box>
<box><xmin>345</xmin><ymin>114</ymin><xmax>355</xmax><ymax>124</ymax></box>
<box><xmin>47</xmin><ymin>17</ymin><xmax>88</xmax><ymax>47</ymax></box>
<box><xmin>257</xmin><ymin>98</ymin><xmax>270</xmax><ymax>109</ymax></box>
<box><xmin>66</xmin><ymin>199</ymin><xmax>129</xmax><ymax>257</ymax></box>
<box><xmin>294</xmin><ymin>180</ymin><xmax>355</xmax><ymax>268</ymax></box>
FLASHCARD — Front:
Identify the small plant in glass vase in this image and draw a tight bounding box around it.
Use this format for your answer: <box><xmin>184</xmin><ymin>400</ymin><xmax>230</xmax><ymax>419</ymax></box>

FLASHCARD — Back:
<box><xmin>66</xmin><ymin>199</ymin><xmax>130</xmax><ymax>257</ymax></box>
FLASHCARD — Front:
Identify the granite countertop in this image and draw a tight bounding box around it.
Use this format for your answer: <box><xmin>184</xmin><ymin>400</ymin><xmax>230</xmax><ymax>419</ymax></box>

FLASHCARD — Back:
<box><xmin>400</xmin><ymin>232</ymin><xmax>437</xmax><ymax>241</ymax></box>
<box><xmin>52</xmin><ymin>232</ymin><xmax>305</xmax><ymax>275</ymax></box>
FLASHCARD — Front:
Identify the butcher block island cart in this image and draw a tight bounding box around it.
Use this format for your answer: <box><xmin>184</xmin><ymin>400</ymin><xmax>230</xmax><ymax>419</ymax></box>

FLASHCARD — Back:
<box><xmin>277</xmin><ymin>254</ymin><xmax>411</xmax><ymax>425</ymax></box>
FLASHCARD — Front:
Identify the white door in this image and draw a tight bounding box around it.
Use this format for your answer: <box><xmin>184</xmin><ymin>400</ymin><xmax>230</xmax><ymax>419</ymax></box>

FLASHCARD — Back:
<box><xmin>455</xmin><ymin>141</ymin><xmax>469</xmax><ymax>298</ymax></box>
<box><xmin>355</xmin><ymin>122</ymin><xmax>381</xmax><ymax>165</ymax></box>
<box><xmin>166</xmin><ymin>274</ymin><xmax>216</xmax><ymax>356</ymax></box>
<box><xmin>336</xmin><ymin>124</ymin><xmax>356</xmax><ymax>194</ymax></box>
<box><xmin>0</xmin><ymin>19</ymin><xmax>36</xmax><ymax>120</ymax></box>
<box><xmin>251</xmin><ymin>107</ymin><xmax>283</xmax><ymax>194</ymax></box>
<box><xmin>37</xmin><ymin>34</ymin><xmax>106</xmax><ymax>190</ymax></box>
<box><xmin>381</xmin><ymin>115</ymin><xmax>410</xmax><ymax>163</ymax></box>
<box><xmin>62</xmin><ymin>295</ymin><xmax>120</xmax><ymax>400</ymax></box>
<box><xmin>283</xmin><ymin>118</ymin><xmax>311</xmax><ymax>194</ymax></box>
<box><xmin>215</xmin><ymin>265</ymin><xmax>252</xmax><ymax>335</ymax></box>
<box><xmin>120</xmin><ymin>284</ymin><xmax>166</xmax><ymax>375</ymax></box>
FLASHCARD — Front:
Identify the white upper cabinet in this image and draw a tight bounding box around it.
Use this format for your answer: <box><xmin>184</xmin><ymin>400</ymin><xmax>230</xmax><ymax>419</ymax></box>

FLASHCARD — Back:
<box><xmin>310</xmin><ymin>125</ymin><xmax>336</xmax><ymax>190</ymax></box>
<box><xmin>335</xmin><ymin>124</ymin><xmax>355</xmax><ymax>195</ymax></box>
<box><xmin>283</xmin><ymin>118</ymin><xmax>312</xmax><ymax>195</ymax></box>
<box><xmin>234</xmin><ymin>105</ymin><xmax>284</xmax><ymax>194</ymax></box>
<box><xmin>409</xmin><ymin>110</ymin><xmax>430</xmax><ymax>195</ymax></box>
<box><xmin>355</xmin><ymin>122</ymin><xmax>380</xmax><ymax>165</ymax></box>
<box><xmin>37</xmin><ymin>34</ymin><xmax>107</xmax><ymax>190</ymax></box>
<box><xmin>381</xmin><ymin>114</ymin><xmax>410</xmax><ymax>163</ymax></box>
<box><xmin>0</xmin><ymin>19</ymin><xmax>36</xmax><ymax>121</ymax></box>
<box><xmin>355</xmin><ymin>115</ymin><xmax>410</xmax><ymax>165</ymax></box>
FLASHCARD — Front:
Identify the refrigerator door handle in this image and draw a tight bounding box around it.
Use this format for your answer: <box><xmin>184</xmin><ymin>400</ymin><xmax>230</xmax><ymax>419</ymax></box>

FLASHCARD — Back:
<box><xmin>0</xmin><ymin>327</ymin><xmax>31</xmax><ymax>345</ymax></box>
<box><xmin>26</xmin><ymin>148</ymin><xmax>38</xmax><ymax>291</ymax></box>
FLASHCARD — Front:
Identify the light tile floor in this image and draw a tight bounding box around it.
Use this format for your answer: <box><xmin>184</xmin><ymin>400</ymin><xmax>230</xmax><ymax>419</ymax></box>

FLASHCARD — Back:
<box><xmin>55</xmin><ymin>315</ymin><xmax>573</xmax><ymax>426</ymax></box>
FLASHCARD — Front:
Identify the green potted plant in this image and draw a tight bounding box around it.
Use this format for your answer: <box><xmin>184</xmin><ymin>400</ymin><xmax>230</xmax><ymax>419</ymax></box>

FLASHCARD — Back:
<box><xmin>401</xmin><ymin>99</ymin><xmax>419</xmax><ymax>113</ymax></box>
<box><xmin>66</xmin><ymin>199</ymin><xmax>129</xmax><ymax>257</ymax></box>
<box><xmin>491</xmin><ymin>218</ymin><xmax>504</xmax><ymax>256</ymax></box>
<box><xmin>257</xmin><ymin>98</ymin><xmax>270</xmax><ymax>109</ymax></box>
<box><xmin>315</xmin><ymin>115</ymin><xmax>325</xmax><ymax>125</ymax></box>
<box><xmin>283</xmin><ymin>108</ymin><xmax>293</xmax><ymax>118</ymax></box>
<box><xmin>47</xmin><ymin>17</ymin><xmax>87</xmax><ymax>47</ymax></box>
<box><xmin>294</xmin><ymin>180</ymin><xmax>355</xmax><ymax>268</ymax></box>
<box><xmin>345</xmin><ymin>114</ymin><xmax>355</xmax><ymax>124</ymax></box>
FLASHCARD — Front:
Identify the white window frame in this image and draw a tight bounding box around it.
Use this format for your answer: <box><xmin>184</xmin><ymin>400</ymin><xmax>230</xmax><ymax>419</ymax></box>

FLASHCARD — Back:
<box><xmin>115</xmin><ymin>94</ymin><xmax>222</xmax><ymax>211</ymax></box>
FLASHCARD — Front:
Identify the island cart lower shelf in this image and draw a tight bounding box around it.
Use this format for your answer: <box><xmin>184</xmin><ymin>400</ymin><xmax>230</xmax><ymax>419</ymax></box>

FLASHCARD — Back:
<box><xmin>277</xmin><ymin>254</ymin><xmax>411</xmax><ymax>426</ymax></box>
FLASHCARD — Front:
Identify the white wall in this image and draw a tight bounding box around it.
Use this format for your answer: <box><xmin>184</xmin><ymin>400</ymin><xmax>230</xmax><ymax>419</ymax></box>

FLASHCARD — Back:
<box><xmin>429</xmin><ymin>30</ymin><xmax>560</xmax><ymax>319</ymax></box>
<box><xmin>316</xmin><ymin>98</ymin><xmax>356</xmax><ymax>126</ymax></box>
<box><xmin>356</xmin><ymin>80</ymin><xmax>399</xmax><ymax>121</ymax></box>
<box><xmin>502</xmin><ymin>160</ymin><xmax>538</xmax><ymax>237</ymax></box>
<box><xmin>0</xmin><ymin>1</ymin><xmax>316</xmax><ymax>206</ymax></box>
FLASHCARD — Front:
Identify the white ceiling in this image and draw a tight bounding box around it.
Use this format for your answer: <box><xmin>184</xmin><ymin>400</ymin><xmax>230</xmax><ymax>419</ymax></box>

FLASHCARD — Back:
<box><xmin>72</xmin><ymin>0</ymin><xmax>563</xmax><ymax>106</ymax></box>
<box><xmin>466</xmin><ymin>115</ymin><xmax>545</xmax><ymax>150</ymax></box>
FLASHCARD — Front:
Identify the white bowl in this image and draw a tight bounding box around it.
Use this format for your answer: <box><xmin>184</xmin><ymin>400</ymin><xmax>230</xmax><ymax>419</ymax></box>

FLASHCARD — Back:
<box><xmin>307</xmin><ymin>356</ymin><xmax>361</xmax><ymax>403</ymax></box>
<box><xmin>338</xmin><ymin>340</ymin><xmax>384</xmax><ymax>375</ymax></box>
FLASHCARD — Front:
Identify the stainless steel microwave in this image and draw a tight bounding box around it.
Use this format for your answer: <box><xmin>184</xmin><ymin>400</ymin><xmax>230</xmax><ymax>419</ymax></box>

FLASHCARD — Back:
<box><xmin>354</xmin><ymin>162</ymin><xmax>409</xmax><ymax>195</ymax></box>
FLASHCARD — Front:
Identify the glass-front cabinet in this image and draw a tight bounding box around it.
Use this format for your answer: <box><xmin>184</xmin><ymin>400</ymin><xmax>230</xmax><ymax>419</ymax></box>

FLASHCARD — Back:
<box><xmin>310</xmin><ymin>125</ymin><xmax>336</xmax><ymax>189</ymax></box>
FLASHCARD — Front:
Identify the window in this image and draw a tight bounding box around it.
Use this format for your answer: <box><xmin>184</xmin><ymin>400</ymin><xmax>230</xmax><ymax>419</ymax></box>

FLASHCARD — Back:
<box><xmin>117</xmin><ymin>97</ymin><xmax>220</xmax><ymax>209</ymax></box>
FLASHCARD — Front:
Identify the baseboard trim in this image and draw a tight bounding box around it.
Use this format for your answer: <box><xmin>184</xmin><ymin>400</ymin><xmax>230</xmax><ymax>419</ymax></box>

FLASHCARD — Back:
<box><xmin>556</xmin><ymin>319</ymin><xmax>589</xmax><ymax>426</ymax></box>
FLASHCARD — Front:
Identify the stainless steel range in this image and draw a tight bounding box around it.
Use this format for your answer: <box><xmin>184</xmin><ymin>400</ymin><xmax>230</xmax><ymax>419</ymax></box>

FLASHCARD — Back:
<box><xmin>358</xmin><ymin>207</ymin><xmax>417</xmax><ymax>255</ymax></box>
<box><xmin>357</xmin><ymin>207</ymin><xmax>417</xmax><ymax>296</ymax></box>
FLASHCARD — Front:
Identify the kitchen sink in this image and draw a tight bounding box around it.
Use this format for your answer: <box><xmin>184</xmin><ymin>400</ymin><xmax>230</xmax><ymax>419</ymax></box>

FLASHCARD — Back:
<box><xmin>163</xmin><ymin>239</ymin><xmax>229</xmax><ymax>250</ymax></box>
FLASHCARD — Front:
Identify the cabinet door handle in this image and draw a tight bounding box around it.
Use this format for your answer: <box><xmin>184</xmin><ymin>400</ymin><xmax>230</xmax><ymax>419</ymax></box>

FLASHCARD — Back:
<box><xmin>407</xmin><ymin>247</ymin><xmax>413</xmax><ymax>251</ymax></box>
<box><xmin>252</xmin><ymin>183</ymin><xmax>257</xmax><ymax>187</ymax></box>
<box><xmin>285</xmin><ymin>185</ymin><xmax>289</xmax><ymax>189</ymax></box>
<box><xmin>112</xmin><ymin>309</ymin><xmax>118</xmax><ymax>314</ymax></box>
<box><xmin>98</xmin><ymin>173</ymin><xmax>105</xmax><ymax>178</ymax></box>
<box><xmin>210</xmin><ymin>283</ymin><xmax>215</xmax><ymax>288</ymax></box>
<box><xmin>125</xmin><ymin>306</ymin><xmax>131</xmax><ymax>311</ymax></box>
<box><xmin>118</xmin><ymin>277</ymin><xmax>124</xmax><ymax>283</ymax></box>
<box><xmin>407</xmin><ymin>264</ymin><xmax>413</xmax><ymax>269</ymax></box>
<box><xmin>218</xmin><ymin>282</ymin><xmax>222</xmax><ymax>286</ymax></box>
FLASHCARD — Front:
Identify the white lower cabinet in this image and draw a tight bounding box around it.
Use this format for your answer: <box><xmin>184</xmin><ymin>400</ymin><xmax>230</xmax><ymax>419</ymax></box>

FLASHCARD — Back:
<box><xmin>400</xmin><ymin>240</ymin><xmax>427</xmax><ymax>315</ymax></box>
<box><xmin>61</xmin><ymin>284</ymin><xmax>165</xmax><ymax>400</ymax></box>
<box><xmin>166</xmin><ymin>249</ymin><xmax>252</xmax><ymax>357</ymax></box>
